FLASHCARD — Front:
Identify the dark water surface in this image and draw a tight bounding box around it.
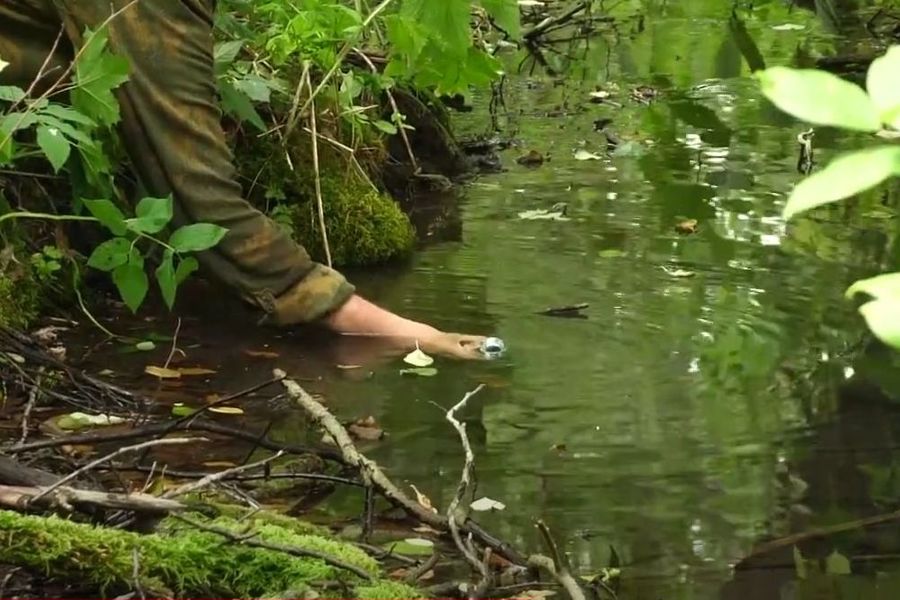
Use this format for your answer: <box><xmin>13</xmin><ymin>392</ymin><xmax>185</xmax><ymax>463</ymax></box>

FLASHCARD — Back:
<box><xmin>64</xmin><ymin>2</ymin><xmax>900</xmax><ymax>598</ymax></box>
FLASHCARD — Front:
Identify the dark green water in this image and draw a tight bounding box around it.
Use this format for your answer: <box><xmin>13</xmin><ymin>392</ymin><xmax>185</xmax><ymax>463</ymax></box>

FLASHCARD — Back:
<box><xmin>65</xmin><ymin>1</ymin><xmax>900</xmax><ymax>598</ymax></box>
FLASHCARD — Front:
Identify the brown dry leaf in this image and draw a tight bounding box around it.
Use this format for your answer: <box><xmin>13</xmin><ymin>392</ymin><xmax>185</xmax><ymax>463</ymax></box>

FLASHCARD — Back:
<box><xmin>388</xmin><ymin>568</ymin><xmax>410</xmax><ymax>580</ymax></box>
<box><xmin>348</xmin><ymin>416</ymin><xmax>384</xmax><ymax>441</ymax></box>
<box><xmin>177</xmin><ymin>367</ymin><xmax>217</xmax><ymax>376</ymax></box>
<box><xmin>203</xmin><ymin>460</ymin><xmax>237</xmax><ymax>468</ymax></box>
<box><xmin>410</xmin><ymin>484</ymin><xmax>438</xmax><ymax>514</ymax></box>
<box><xmin>516</xmin><ymin>149</ymin><xmax>546</xmax><ymax>166</ymax></box>
<box><xmin>244</xmin><ymin>349</ymin><xmax>280</xmax><ymax>359</ymax></box>
<box><xmin>145</xmin><ymin>365</ymin><xmax>182</xmax><ymax>379</ymax></box>
<box><xmin>675</xmin><ymin>218</ymin><xmax>698</xmax><ymax>234</ymax></box>
<box><xmin>205</xmin><ymin>393</ymin><xmax>221</xmax><ymax>403</ymax></box>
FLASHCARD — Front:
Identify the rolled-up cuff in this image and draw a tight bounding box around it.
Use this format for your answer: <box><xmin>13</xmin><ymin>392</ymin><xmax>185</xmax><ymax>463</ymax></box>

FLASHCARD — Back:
<box><xmin>260</xmin><ymin>264</ymin><xmax>356</xmax><ymax>326</ymax></box>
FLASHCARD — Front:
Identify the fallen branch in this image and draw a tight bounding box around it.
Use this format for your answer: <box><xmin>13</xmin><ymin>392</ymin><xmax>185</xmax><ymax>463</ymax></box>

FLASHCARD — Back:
<box><xmin>0</xmin><ymin>484</ymin><xmax>185</xmax><ymax>514</ymax></box>
<box><xmin>275</xmin><ymin>369</ymin><xmax>526</xmax><ymax>566</ymax></box>
<box><xmin>172</xmin><ymin>514</ymin><xmax>373</xmax><ymax>580</ymax></box>
<box><xmin>527</xmin><ymin>521</ymin><xmax>586</xmax><ymax>600</ymax></box>
<box><xmin>523</xmin><ymin>0</ymin><xmax>591</xmax><ymax>40</ymax></box>
<box><xmin>445</xmin><ymin>385</ymin><xmax>490</xmax><ymax>589</ymax></box>
<box><xmin>29</xmin><ymin>438</ymin><xmax>200</xmax><ymax>504</ymax></box>
<box><xmin>163</xmin><ymin>450</ymin><xmax>285</xmax><ymax>499</ymax></box>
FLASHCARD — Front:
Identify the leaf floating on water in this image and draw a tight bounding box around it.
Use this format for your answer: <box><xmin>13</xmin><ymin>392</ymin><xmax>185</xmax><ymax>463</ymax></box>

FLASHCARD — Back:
<box><xmin>404</xmin><ymin>347</ymin><xmax>434</xmax><ymax>367</ymax></box>
<box><xmin>135</xmin><ymin>341</ymin><xmax>156</xmax><ymax>351</ymax></box>
<box><xmin>517</xmin><ymin>209</ymin><xmax>569</xmax><ymax>221</ymax></box>
<box><xmin>825</xmin><ymin>550</ymin><xmax>851</xmax><ymax>575</ymax></box>
<box><xmin>244</xmin><ymin>349</ymin><xmax>280</xmax><ymax>359</ymax></box>
<box><xmin>177</xmin><ymin>367</ymin><xmax>217</xmax><ymax>376</ymax></box>
<box><xmin>145</xmin><ymin>365</ymin><xmax>181</xmax><ymax>379</ymax></box>
<box><xmin>772</xmin><ymin>23</ymin><xmax>805</xmax><ymax>30</ymax></box>
<box><xmin>171</xmin><ymin>403</ymin><xmax>197</xmax><ymax>417</ymax></box>
<box><xmin>208</xmin><ymin>406</ymin><xmax>244</xmax><ymax>415</ymax></box>
<box><xmin>675</xmin><ymin>218</ymin><xmax>698</xmax><ymax>234</ymax></box>
<box><xmin>410</xmin><ymin>484</ymin><xmax>438</xmax><ymax>513</ymax></box>
<box><xmin>538</xmin><ymin>303</ymin><xmax>589</xmax><ymax>318</ymax></box>
<box><xmin>598</xmin><ymin>248</ymin><xmax>625</xmax><ymax>259</ymax></box>
<box><xmin>56</xmin><ymin>412</ymin><xmax>126</xmax><ymax>431</ymax></box>
<box><xmin>574</xmin><ymin>148</ymin><xmax>603</xmax><ymax>161</ymax></box>
<box><xmin>400</xmin><ymin>367</ymin><xmax>439</xmax><ymax>377</ymax></box>
<box><xmin>661</xmin><ymin>266</ymin><xmax>696</xmax><ymax>278</ymax></box>
<box><xmin>470</xmin><ymin>496</ymin><xmax>507</xmax><ymax>512</ymax></box>
<box><xmin>336</xmin><ymin>364</ymin><xmax>362</xmax><ymax>370</ymax></box>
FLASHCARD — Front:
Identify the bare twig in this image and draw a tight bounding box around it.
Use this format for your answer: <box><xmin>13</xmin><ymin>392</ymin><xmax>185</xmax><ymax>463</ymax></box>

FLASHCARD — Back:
<box><xmin>405</xmin><ymin>551</ymin><xmax>440</xmax><ymax>585</ymax></box>
<box><xmin>524</xmin><ymin>0</ymin><xmax>591</xmax><ymax>40</ymax></box>
<box><xmin>132</xmin><ymin>548</ymin><xmax>145</xmax><ymax>600</ymax></box>
<box><xmin>276</xmin><ymin>369</ymin><xmax>526</xmax><ymax>566</ymax></box>
<box><xmin>305</xmin><ymin>66</ymin><xmax>333</xmax><ymax>268</ymax></box>
<box><xmin>172</xmin><ymin>514</ymin><xmax>374</xmax><ymax>580</ymax></box>
<box><xmin>528</xmin><ymin>521</ymin><xmax>586</xmax><ymax>600</ymax></box>
<box><xmin>163</xmin><ymin>450</ymin><xmax>285</xmax><ymax>499</ymax></box>
<box><xmin>17</xmin><ymin>367</ymin><xmax>43</xmax><ymax>445</ymax></box>
<box><xmin>446</xmin><ymin>385</ymin><xmax>489</xmax><ymax>582</ymax></box>
<box><xmin>29</xmin><ymin>438</ymin><xmax>199</xmax><ymax>504</ymax></box>
<box><xmin>161</xmin><ymin>318</ymin><xmax>182</xmax><ymax>371</ymax></box>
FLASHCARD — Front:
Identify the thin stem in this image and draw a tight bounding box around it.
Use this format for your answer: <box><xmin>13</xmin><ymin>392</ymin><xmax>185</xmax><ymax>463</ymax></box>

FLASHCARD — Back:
<box><xmin>0</xmin><ymin>212</ymin><xmax>97</xmax><ymax>226</ymax></box>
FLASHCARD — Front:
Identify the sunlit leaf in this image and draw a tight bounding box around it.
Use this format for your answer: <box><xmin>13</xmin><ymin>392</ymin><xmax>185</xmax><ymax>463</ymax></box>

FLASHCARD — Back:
<box><xmin>867</xmin><ymin>45</ymin><xmax>900</xmax><ymax>129</ymax></box>
<box><xmin>846</xmin><ymin>273</ymin><xmax>900</xmax><ymax>300</ymax></box>
<box><xmin>757</xmin><ymin>67</ymin><xmax>880</xmax><ymax>131</ymax></box>
<box><xmin>403</xmin><ymin>347</ymin><xmax>434</xmax><ymax>367</ymax></box>
<box><xmin>859</xmin><ymin>299</ymin><xmax>900</xmax><ymax>349</ymax></box>
<box><xmin>470</xmin><ymin>496</ymin><xmax>506</xmax><ymax>512</ymax></box>
<box><xmin>574</xmin><ymin>149</ymin><xmax>602</xmax><ymax>161</ymax></box>
<box><xmin>782</xmin><ymin>146</ymin><xmax>900</xmax><ymax>220</ymax></box>
<box><xmin>171</xmin><ymin>403</ymin><xmax>197</xmax><ymax>416</ymax></box>
<box><xmin>56</xmin><ymin>411</ymin><xmax>126</xmax><ymax>431</ymax></box>
<box><xmin>135</xmin><ymin>341</ymin><xmax>156</xmax><ymax>352</ymax></box>
<box><xmin>36</xmin><ymin>126</ymin><xmax>70</xmax><ymax>172</ymax></box>
<box><xmin>208</xmin><ymin>406</ymin><xmax>244</xmax><ymax>415</ymax></box>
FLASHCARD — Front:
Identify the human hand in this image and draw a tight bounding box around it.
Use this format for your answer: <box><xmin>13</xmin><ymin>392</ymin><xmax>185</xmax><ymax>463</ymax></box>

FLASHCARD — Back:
<box><xmin>418</xmin><ymin>332</ymin><xmax>487</xmax><ymax>360</ymax></box>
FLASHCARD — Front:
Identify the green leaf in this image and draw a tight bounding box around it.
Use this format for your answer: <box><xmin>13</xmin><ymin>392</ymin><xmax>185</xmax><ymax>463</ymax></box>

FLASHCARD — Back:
<box><xmin>825</xmin><ymin>550</ymin><xmax>851</xmax><ymax>575</ymax></box>
<box><xmin>87</xmin><ymin>237</ymin><xmax>130</xmax><ymax>272</ymax></box>
<box><xmin>867</xmin><ymin>45</ymin><xmax>900</xmax><ymax>129</ymax></box>
<box><xmin>112</xmin><ymin>250</ymin><xmax>148</xmax><ymax>313</ymax></box>
<box><xmin>155</xmin><ymin>250</ymin><xmax>177</xmax><ymax>309</ymax></box>
<box><xmin>401</xmin><ymin>0</ymin><xmax>470</xmax><ymax>58</ymax></box>
<box><xmin>38</xmin><ymin>104</ymin><xmax>96</xmax><ymax>126</ymax></box>
<box><xmin>859</xmin><ymin>299</ymin><xmax>900</xmax><ymax>350</ymax></box>
<box><xmin>846</xmin><ymin>273</ymin><xmax>900</xmax><ymax>301</ymax></box>
<box><xmin>372</xmin><ymin>119</ymin><xmax>398</xmax><ymax>135</ymax></box>
<box><xmin>782</xmin><ymin>146</ymin><xmax>900</xmax><ymax>220</ymax></box>
<box><xmin>385</xmin><ymin>15</ymin><xmax>429</xmax><ymax>65</ymax></box>
<box><xmin>135</xmin><ymin>341</ymin><xmax>156</xmax><ymax>351</ymax></box>
<box><xmin>36</xmin><ymin>125</ymin><xmax>71</xmax><ymax>172</ymax></box>
<box><xmin>36</xmin><ymin>113</ymin><xmax>94</xmax><ymax>145</ymax></box>
<box><xmin>169</xmin><ymin>223</ymin><xmax>227</xmax><ymax>253</ymax></box>
<box><xmin>175</xmin><ymin>256</ymin><xmax>200</xmax><ymax>284</ymax></box>
<box><xmin>233</xmin><ymin>74</ymin><xmax>273</xmax><ymax>103</ymax></box>
<box><xmin>793</xmin><ymin>546</ymin><xmax>807</xmax><ymax>580</ymax></box>
<box><xmin>83</xmin><ymin>198</ymin><xmax>127</xmax><ymax>235</ymax></box>
<box><xmin>214</xmin><ymin>40</ymin><xmax>244</xmax><ymax>72</ymax></box>
<box><xmin>480</xmin><ymin>0</ymin><xmax>521</xmax><ymax>38</ymax></box>
<box><xmin>128</xmin><ymin>196</ymin><xmax>173</xmax><ymax>234</ymax></box>
<box><xmin>399</xmin><ymin>367</ymin><xmax>438</xmax><ymax>377</ymax></box>
<box><xmin>219</xmin><ymin>80</ymin><xmax>266</xmax><ymax>131</ymax></box>
<box><xmin>70</xmin><ymin>26</ymin><xmax>130</xmax><ymax>126</ymax></box>
<box><xmin>0</xmin><ymin>85</ymin><xmax>25</xmax><ymax>102</ymax></box>
<box><xmin>757</xmin><ymin>67</ymin><xmax>881</xmax><ymax>131</ymax></box>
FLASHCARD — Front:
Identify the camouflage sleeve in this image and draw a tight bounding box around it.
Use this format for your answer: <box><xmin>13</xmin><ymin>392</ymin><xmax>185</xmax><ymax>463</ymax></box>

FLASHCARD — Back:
<box><xmin>53</xmin><ymin>0</ymin><xmax>354</xmax><ymax>325</ymax></box>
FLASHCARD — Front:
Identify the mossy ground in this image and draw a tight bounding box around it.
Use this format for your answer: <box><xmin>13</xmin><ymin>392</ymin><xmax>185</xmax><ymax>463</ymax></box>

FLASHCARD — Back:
<box><xmin>0</xmin><ymin>509</ymin><xmax>423</xmax><ymax>598</ymax></box>
<box><xmin>0</xmin><ymin>250</ymin><xmax>43</xmax><ymax>329</ymax></box>
<box><xmin>232</xmin><ymin>130</ymin><xmax>415</xmax><ymax>268</ymax></box>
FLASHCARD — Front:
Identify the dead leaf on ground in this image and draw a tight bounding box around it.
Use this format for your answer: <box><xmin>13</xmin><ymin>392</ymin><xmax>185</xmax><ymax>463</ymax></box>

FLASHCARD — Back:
<box><xmin>410</xmin><ymin>484</ymin><xmax>438</xmax><ymax>513</ymax></box>
<box><xmin>244</xmin><ymin>349</ymin><xmax>280</xmax><ymax>359</ymax></box>
<box><xmin>177</xmin><ymin>367</ymin><xmax>217</xmax><ymax>376</ymax></box>
<box><xmin>675</xmin><ymin>218</ymin><xmax>698</xmax><ymax>234</ymax></box>
<box><xmin>145</xmin><ymin>365</ymin><xmax>181</xmax><ymax>379</ymax></box>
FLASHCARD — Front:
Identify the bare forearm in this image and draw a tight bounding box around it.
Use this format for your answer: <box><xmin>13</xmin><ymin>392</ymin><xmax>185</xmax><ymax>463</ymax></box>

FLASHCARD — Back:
<box><xmin>322</xmin><ymin>294</ymin><xmax>439</xmax><ymax>340</ymax></box>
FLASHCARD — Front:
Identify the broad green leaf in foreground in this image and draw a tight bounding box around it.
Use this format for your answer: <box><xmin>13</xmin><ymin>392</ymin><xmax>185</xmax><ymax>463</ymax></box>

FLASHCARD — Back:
<box><xmin>859</xmin><ymin>299</ymin><xmax>900</xmax><ymax>349</ymax></box>
<box><xmin>782</xmin><ymin>146</ymin><xmax>900</xmax><ymax>220</ymax></box>
<box><xmin>113</xmin><ymin>251</ymin><xmax>148</xmax><ymax>313</ymax></box>
<box><xmin>846</xmin><ymin>273</ymin><xmax>900</xmax><ymax>301</ymax></box>
<box><xmin>169</xmin><ymin>223</ymin><xmax>227</xmax><ymax>253</ymax></box>
<box><xmin>155</xmin><ymin>250</ymin><xmax>177</xmax><ymax>309</ymax></box>
<box><xmin>757</xmin><ymin>67</ymin><xmax>881</xmax><ymax>131</ymax></box>
<box><xmin>128</xmin><ymin>196</ymin><xmax>173</xmax><ymax>234</ymax></box>
<box><xmin>867</xmin><ymin>45</ymin><xmax>900</xmax><ymax>129</ymax></box>
<box><xmin>36</xmin><ymin>125</ymin><xmax>71</xmax><ymax>172</ymax></box>
<box><xmin>87</xmin><ymin>237</ymin><xmax>130</xmax><ymax>271</ymax></box>
<box><xmin>71</xmin><ymin>26</ymin><xmax>130</xmax><ymax>125</ymax></box>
